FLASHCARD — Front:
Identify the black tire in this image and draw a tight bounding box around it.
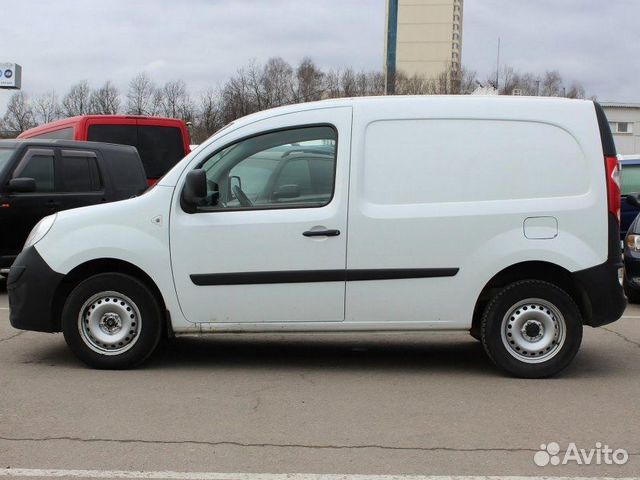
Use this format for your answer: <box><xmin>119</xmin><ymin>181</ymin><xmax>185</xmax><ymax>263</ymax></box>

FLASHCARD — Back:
<box><xmin>469</xmin><ymin>327</ymin><xmax>481</xmax><ymax>341</ymax></box>
<box><xmin>62</xmin><ymin>273</ymin><xmax>163</xmax><ymax>369</ymax></box>
<box><xmin>480</xmin><ymin>280</ymin><xmax>583</xmax><ymax>378</ymax></box>
<box><xmin>623</xmin><ymin>276</ymin><xmax>640</xmax><ymax>304</ymax></box>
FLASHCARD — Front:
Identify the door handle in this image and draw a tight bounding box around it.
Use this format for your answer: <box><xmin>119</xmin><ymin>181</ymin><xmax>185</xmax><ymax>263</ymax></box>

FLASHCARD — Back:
<box><xmin>46</xmin><ymin>200</ymin><xmax>60</xmax><ymax>207</ymax></box>
<box><xmin>303</xmin><ymin>229</ymin><xmax>340</xmax><ymax>237</ymax></box>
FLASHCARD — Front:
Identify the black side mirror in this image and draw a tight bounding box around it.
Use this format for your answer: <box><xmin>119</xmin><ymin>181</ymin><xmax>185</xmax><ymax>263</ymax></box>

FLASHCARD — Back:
<box><xmin>182</xmin><ymin>170</ymin><xmax>209</xmax><ymax>212</ymax></box>
<box><xmin>8</xmin><ymin>177</ymin><xmax>36</xmax><ymax>193</ymax></box>
<box><xmin>273</xmin><ymin>184</ymin><xmax>301</xmax><ymax>200</ymax></box>
<box><xmin>626</xmin><ymin>193</ymin><xmax>640</xmax><ymax>208</ymax></box>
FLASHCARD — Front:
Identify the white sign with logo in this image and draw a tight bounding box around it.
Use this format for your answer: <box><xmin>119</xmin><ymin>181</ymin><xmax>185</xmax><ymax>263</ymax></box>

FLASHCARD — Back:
<box><xmin>0</xmin><ymin>63</ymin><xmax>22</xmax><ymax>89</ymax></box>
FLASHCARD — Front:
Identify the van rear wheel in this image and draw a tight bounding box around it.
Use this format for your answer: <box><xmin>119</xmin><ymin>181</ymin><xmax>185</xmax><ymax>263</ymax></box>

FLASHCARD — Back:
<box><xmin>480</xmin><ymin>280</ymin><xmax>582</xmax><ymax>378</ymax></box>
<box><xmin>62</xmin><ymin>273</ymin><xmax>163</xmax><ymax>369</ymax></box>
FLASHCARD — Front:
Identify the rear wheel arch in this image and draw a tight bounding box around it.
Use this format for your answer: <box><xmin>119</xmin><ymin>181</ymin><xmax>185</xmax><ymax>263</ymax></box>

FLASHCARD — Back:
<box><xmin>471</xmin><ymin>261</ymin><xmax>591</xmax><ymax>336</ymax></box>
<box><xmin>52</xmin><ymin>258</ymin><xmax>168</xmax><ymax>333</ymax></box>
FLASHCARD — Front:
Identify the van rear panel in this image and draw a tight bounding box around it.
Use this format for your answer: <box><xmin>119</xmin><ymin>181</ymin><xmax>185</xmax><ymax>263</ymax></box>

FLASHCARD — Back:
<box><xmin>346</xmin><ymin>97</ymin><xmax>615</xmax><ymax>327</ymax></box>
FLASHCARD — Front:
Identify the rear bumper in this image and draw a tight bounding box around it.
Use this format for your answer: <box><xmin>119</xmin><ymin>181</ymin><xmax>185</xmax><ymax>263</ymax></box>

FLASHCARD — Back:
<box><xmin>7</xmin><ymin>246</ymin><xmax>64</xmax><ymax>333</ymax></box>
<box><xmin>574</xmin><ymin>258</ymin><xmax>626</xmax><ymax>327</ymax></box>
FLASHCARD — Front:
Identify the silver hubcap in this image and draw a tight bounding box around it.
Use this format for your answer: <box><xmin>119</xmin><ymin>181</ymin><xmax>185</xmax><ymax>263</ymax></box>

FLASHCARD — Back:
<box><xmin>78</xmin><ymin>291</ymin><xmax>141</xmax><ymax>355</ymax></box>
<box><xmin>500</xmin><ymin>298</ymin><xmax>566</xmax><ymax>363</ymax></box>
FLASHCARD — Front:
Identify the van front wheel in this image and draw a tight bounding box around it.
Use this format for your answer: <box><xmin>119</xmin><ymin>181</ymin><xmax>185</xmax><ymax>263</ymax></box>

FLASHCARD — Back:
<box><xmin>62</xmin><ymin>273</ymin><xmax>163</xmax><ymax>369</ymax></box>
<box><xmin>480</xmin><ymin>280</ymin><xmax>582</xmax><ymax>378</ymax></box>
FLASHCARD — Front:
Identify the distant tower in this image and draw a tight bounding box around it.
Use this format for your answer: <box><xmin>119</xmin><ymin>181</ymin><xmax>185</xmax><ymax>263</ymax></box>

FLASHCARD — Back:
<box><xmin>385</xmin><ymin>0</ymin><xmax>463</xmax><ymax>93</ymax></box>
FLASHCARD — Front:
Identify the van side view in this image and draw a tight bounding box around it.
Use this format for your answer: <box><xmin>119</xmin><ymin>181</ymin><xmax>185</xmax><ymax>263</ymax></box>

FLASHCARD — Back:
<box><xmin>7</xmin><ymin>96</ymin><xmax>626</xmax><ymax>377</ymax></box>
<box><xmin>18</xmin><ymin>115</ymin><xmax>191</xmax><ymax>184</ymax></box>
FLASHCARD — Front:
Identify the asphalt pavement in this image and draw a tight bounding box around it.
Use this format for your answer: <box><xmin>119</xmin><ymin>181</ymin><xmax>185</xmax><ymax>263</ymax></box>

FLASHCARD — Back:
<box><xmin>1</xmin><ymin>281</ymin><xmax>639</xmax><ymax>478</ymax></box>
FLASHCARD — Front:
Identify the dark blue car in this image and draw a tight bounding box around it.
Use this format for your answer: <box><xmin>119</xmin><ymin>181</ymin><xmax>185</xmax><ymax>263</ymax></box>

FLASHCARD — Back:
<box><xmin>623</xmin><ymin>194</ymin><xmax>640</xmax><ymax>302</ymax></box>
<box><xmin>620</xmin><ymin>157</ymin><xmax>640</xmax><ymax>240</ymax></box>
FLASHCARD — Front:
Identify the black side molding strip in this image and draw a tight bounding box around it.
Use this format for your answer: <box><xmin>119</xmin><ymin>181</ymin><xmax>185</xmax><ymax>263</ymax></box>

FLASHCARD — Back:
<box><xmin>190</xmin><ymin>268</ymin><xmax>459</xmax><ymax>286</ymax></box>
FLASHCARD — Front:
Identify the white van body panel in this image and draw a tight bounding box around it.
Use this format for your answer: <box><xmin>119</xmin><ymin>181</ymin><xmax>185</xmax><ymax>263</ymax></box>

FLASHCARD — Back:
<box><xmin>31</xmin><ymin>96</ymin><xmax>608</xmax><ymax>334</ymax></box>
<box><xmin>345</xmin><ymin>97</ymin><xmax>606</xmax><ymax>327</ymax></box>
<box><xmin>33</xmin><ymin>186</ymin><xmax>187</xmax><ymax>326</ymax></box>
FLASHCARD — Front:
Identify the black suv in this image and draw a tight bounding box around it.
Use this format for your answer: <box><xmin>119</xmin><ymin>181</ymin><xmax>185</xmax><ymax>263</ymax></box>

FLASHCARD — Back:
<box><xmin>0</xmin><ymin>139</ymin><xmax>147</xmax><ymax>274</ymax></box>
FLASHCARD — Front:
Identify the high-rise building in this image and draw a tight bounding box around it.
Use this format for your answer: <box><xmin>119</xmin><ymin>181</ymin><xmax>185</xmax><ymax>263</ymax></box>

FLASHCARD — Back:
<box><xmin>384</xmin><ymin>0</ymin><xmax>463</xmax><ymax>91</ymax></box>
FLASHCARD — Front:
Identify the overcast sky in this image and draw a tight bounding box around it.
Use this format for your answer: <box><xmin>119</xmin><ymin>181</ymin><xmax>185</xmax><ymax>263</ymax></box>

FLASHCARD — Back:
<box><xmin>1</xmin><ymin>0</ymin><xmax>638</xmax><ymax>113</ymax></box>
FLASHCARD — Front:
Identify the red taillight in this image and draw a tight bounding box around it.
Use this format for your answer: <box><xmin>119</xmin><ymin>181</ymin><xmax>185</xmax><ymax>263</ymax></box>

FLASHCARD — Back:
<box><xmin>605</xmin><ymin>155</ymin><xmax>621</xmax><ymax>223</ymax></box>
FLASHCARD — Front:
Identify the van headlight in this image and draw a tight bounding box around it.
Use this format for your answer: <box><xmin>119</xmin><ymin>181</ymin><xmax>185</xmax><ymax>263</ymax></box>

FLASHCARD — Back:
<box><xmin>626</xmin><ymin>234</ymin><xmax>640</xmax><ymax>253</ymax></box>
<box><xmin>23</xmin><ymin>214</ymin><xmax>57</xmax><ymax>250</ymax></box>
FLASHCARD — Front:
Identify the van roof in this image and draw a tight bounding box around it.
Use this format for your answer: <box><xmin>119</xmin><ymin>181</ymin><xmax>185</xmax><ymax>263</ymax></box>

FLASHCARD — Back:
<box><xmin>211</xmin><ymin>95</ymin><xmax>595</xmax><ymax>143</ymax></box>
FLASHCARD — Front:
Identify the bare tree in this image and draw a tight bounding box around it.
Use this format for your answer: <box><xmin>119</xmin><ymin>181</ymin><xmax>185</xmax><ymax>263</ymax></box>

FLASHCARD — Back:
<box><xmin>150</xmin><ymin>88</ymin><xmax>164</xmax><ymax>116</ymax></box>
<box><xmin>221</xmin><ymin>66</ymin><xmax>256</xmax><ymax>123</ymax></box>
<box><xmin>498</xmin><ymin>66</ymin><xmax>518</xmax><ymax>95</ymax></box>
<box><xmin>2</xmin><ymin>92</ymin><xmax>36</xmax><ymax>133</ymax></box>
<box><xmin>160</xmin><ymin>80</ymin><xmax>194</xmax><ymax>120</ymax></box>
<box><xmin>457</xmin><ymin>67</ymin><xmax>478</xmax><ymax>94</ymax></box>
<box><xmin>192</xmin><ymin>87</ymin><xmax>223</xmax><ymax>142</ymax></box>
<box><xmin>339</xmin><ymin>68</ymin><xmax>358</xmax><ymax>97</ymax></box>
<box><xmin>0</xmin><ymin>57</ymin><xmax>592</xmax><ymax>137</ymax></box>
<box><xmin>262</xmin><ymin>57</ymin><xmax>294</xmax><ymax>108</ymax></box>
<box><xmin>394</xmin><ymin>71</ymin><xmax>430</xmax><ymax>95</ymax></box>
<box><xmin>61</xmin><ymin>80</ymin><xmax>92</xmax><ymax>116</ymax></box>
<box><xmin>33</xmin><ymin>91</ymin><xmax>60</xmax><ymax>124</ymax></box>
<box><xmin>293</xmin><ymin>57</ymin><xmax>325</xmax><ymax>102</ymax></box>
<box><xmin>323</xmin><ymin>68</ymin><xmax>342</xmax><ymax>98</ymax></box>
<box><xmin>487</xmin><ymin>66</ymin><xmax>585</xmax><ymax>98</ymax></box>
<box><xmin>541</xmin><ymin>70</ymin><xmax>563</xmax><ymax>97</ymax></box>
<box><xmin>244</xmin><ymin>61</ymin><xmax>266</xmax><ymax>111</ymax></box>
<box><xmin>126</xmin><ymin>72</ymin><xmax>156</xmax><ymax>115</ymax></box>
<box><xmin>565</xmin><ymin>82</ymin><xmax>586</xmax><ymax>99</ymax></box>
<box><xmin>90</xmin><ymin>81</ymin><xmax>121</xmax><ymax>114</ymax></box>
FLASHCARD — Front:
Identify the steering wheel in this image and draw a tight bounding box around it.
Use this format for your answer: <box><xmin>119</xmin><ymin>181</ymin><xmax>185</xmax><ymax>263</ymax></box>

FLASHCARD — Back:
<box><xmin>233</xmin><ymin>185</ymin><xmax>253</xmax><ymax>207</ymax></box>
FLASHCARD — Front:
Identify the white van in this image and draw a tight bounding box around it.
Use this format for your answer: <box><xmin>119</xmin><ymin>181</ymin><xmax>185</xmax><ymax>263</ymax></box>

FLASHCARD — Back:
<box><xmin>7</xmin><ymin>96</ymin><xmax>626</xmax><ymax>377</ymax></box>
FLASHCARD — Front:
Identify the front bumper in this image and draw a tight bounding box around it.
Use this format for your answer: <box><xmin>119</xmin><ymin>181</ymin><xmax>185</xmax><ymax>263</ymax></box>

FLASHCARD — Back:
<box><xmin>7</xmin><ymin>246</ymin><xmax>64</xmax><ymax>333</ymax></box>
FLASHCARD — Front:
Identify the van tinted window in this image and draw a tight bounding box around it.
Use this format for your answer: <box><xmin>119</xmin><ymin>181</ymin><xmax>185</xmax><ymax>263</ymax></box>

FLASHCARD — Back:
<box><xmin>87</xmin><ymin>124</ymin><xmax>184</xmax><ymax>179</ymax></box>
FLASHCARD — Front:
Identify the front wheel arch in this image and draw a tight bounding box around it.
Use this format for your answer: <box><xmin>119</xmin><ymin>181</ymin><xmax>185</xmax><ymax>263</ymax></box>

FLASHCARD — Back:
<box><xmin>52</xmin><ymin>258</ymin><xmax>168</xmax><ymax>335</ymax></box>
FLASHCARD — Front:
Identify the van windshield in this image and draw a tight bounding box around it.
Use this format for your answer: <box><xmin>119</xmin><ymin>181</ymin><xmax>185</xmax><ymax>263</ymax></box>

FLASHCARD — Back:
<box><xmin>0</xmin><ymin>147</ymin><xmax>15</xmax><ymax>176</ymax></box>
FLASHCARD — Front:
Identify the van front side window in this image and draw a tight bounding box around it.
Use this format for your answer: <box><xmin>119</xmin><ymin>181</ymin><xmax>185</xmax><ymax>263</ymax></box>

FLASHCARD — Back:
<box><xmin>198</xmin><ymin>126</ymin><xmax>337</xmax><ymax>210</ymax></box>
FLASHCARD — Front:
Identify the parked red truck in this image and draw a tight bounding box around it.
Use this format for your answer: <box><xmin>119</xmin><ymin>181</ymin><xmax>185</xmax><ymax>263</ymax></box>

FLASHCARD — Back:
<box><xmin>18</xmin><ymin>115</ymin><xmax>191</xmax><ymax>185</ymax></box>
